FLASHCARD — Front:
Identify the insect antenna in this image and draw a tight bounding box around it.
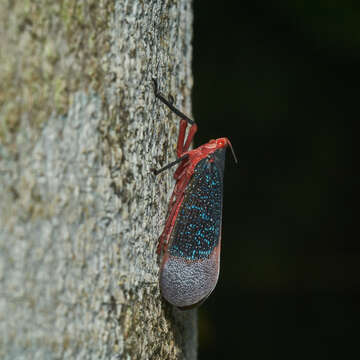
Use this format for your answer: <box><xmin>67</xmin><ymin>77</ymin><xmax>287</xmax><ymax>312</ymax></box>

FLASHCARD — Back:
<box><xmin>152</xmin><ymin>78</ymin><xmax>195</xmax><ymax>125</ymax></box>
<box><xmin>152</xmin><ymin>154</ymin><xmax>189</xmax><ymax>176</ymax></box>
<box><xmin>227</xmin><ymin>139</ymin><xmax>238</xmax><ymax>164</ymax></box>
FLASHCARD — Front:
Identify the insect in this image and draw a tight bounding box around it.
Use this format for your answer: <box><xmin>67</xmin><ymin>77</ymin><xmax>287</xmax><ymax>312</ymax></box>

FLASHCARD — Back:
<box><xmin>152</xmin><ymin>79</ymin><xmax>237</xmax><ymax>309</ymax></box>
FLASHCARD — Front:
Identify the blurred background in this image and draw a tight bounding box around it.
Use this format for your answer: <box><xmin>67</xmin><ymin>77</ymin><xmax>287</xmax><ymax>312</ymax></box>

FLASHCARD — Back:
<box><xmin>192</xmin><ymin>1</ymin><xmax>357</xmax><ymax>359</ymax></box>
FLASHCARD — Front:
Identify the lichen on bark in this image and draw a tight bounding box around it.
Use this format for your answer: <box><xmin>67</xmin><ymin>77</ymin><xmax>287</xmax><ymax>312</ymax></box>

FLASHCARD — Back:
<box><xmin>0</xmin><ymin>0</ymin><xmax>196</xmax><ymax>359</ymax></box>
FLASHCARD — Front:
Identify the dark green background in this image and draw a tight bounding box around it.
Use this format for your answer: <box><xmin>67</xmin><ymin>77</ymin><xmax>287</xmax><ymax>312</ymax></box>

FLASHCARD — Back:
<box><xmin>192</xmin><ymin>1</ymin><xmax>357</xmax><ymax>359</ymax></box>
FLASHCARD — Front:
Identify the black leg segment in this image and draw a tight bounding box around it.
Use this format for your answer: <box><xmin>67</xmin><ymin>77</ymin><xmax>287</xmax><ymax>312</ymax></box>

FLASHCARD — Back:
<box><xmin>152</xmin><ymin>78</ymin><xmax>195</xmax><ymax>125</ymax></box>
<box><xmin>152</xmin><ymin>154</ymin><xmax>189</xmax><ymax>176</ymax></box>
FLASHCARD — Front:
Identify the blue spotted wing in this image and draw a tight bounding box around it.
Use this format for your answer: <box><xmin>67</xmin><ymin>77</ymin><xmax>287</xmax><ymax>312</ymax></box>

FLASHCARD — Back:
<box><xmin>169</xmin><ymin>148</ymin><xmax>226</xmax><ymax>260</ymax></box>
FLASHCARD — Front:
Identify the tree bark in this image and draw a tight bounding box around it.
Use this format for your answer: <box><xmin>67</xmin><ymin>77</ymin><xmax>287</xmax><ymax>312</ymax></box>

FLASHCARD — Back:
<box><xmin>0</xmin><ymin>0</ymin><xmax>196</xmax><ymax>359</ymax></box>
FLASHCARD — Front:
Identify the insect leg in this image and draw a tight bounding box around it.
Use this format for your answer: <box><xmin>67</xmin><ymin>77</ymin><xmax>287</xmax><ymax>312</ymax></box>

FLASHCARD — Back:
<box><xmin>176</xmin><ymin>119</ymin><xmax>198</xmax><ymax>156</ymax></box>
<box><xmin>152</xmin><ymin>154</ymin><xmax>189</xmax><ymax>176</ymax></box>
<box><xmin>152</xmin><ymin>78</ymin><xmax>195</xmax><ymax>125</ymax></box>
<box><xmin>176</xmin><ymin>119</ymin><xmax>188</xmax><ymax>157</ymax></box>
<box><xmin>181</xmin><ymin>122</ymin><xmax>198</xmax><ymax>154</ymax></box>
<box><xmin>152</xmin><ymin>78</ymin><xmax>198</xmax><ymax>156</ymax></box>
<box><xmin>174</xmin><ymin>155</ymin><xmax>190</xmax><ymax>180</ymax></box>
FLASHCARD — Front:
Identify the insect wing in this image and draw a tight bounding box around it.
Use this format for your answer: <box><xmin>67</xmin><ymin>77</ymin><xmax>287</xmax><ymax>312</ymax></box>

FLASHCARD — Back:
<box><xmin>169</xmin><ymin>148</ymin><xmax>226</xmax><ymax>260</ymax></box>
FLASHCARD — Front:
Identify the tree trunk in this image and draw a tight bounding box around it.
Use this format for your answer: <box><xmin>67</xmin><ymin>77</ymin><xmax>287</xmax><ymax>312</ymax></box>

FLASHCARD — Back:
<box><xmin>0</xmin><ymin>1</ymin><xmax>196</xmax><ymax>359</ymax></box>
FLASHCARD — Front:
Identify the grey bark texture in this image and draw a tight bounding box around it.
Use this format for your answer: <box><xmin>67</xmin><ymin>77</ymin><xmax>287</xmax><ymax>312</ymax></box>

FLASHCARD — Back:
<box><xmin>0</xmin><ymin>1</ymin><xmax>196</xmax><ymax>359</ymax></box>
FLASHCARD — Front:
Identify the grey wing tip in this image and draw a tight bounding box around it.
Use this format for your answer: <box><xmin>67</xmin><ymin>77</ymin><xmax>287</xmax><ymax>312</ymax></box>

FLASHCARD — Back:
<box><xmin>160</xmin><ymin>255</ymin><xmax>219</xmax><ymax>308</ymax></box>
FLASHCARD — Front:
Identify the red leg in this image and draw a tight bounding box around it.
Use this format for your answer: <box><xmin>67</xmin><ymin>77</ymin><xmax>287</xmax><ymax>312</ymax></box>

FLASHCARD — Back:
<box><xmin>177</xmin><ymin>120</ymin><xmax>198</xmax><ymax>157</ymax></box>
<box><xmin>174</xmin><ymin>156</ymin><xmax>189</xmax><ymax>180</ymax></box>
<box><xmin>177</xmin><ymin>119</ymin><xmax>188</xmax><ymax>157</ymax></box>
<box><xmin>152</xmin><ymin>79</ymin><xmax>199</xmax><ymax>253</ymax></box>
<box><xmin>158</xmin><ymin>117</ymin><xmax>196</xmax><ymax>251</ymax></box>
<box><xmin>152</xmin><ymin>79</ymin><xmax>197</xmax><ymax>157</ymax></box>
<box><xmin>182</xmin><ymin>123</ymin><xmax>198</xmax><ymax>153</ymax></box>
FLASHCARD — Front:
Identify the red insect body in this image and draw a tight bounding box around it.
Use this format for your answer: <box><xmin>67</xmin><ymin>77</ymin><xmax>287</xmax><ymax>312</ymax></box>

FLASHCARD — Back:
<box><xmin>157</xmin><ymin>119</ymin><xmax>231</xmax><ymax>255</ymax></box>
<box><xmin>152</xmin><ymin>79</ymin><xmax>236</xmax><ymax>309</ymax></box>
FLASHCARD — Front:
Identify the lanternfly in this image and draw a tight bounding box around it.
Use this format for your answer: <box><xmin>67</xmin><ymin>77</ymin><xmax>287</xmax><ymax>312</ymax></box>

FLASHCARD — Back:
<box><xmin>152</xmin><ymin>79</ymin><xmax>237</xmax><ymax>309</ymax></box>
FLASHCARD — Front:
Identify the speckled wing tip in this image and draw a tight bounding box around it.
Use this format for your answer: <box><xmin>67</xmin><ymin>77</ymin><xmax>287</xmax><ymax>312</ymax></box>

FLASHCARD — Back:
<box><xmin>160</xmin><ymin>253</ymin><xmax>220</xmax><ymax>309</ymax></box>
